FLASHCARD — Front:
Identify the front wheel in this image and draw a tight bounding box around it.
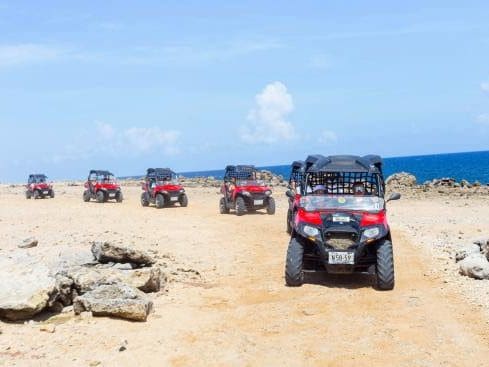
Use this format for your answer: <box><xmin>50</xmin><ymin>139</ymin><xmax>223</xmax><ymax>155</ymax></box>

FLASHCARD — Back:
<box><xmin>25</xmin><ymin>190</ymin><xmax>31</xmax><ymax>199</ymax></box>
<box><xmin>286</xmin><ymin>209</ymin><xmax>292</xmax><ymax>234</ymax></box>
<box><xmin>33</xmin><ymin>190</ymin><xmax>40</xmax><ymax>199</ymax></box>
<box><xmin>219</xmin><ymin>197</ymin><xmax>229</xmax><ymax>214</ymax></box>
<box><xmin>179</xmin><ymin>194</ymin><xmax>188</xmax><ymax>207</ymax></box>
<box><xmin>141</xmin><ymin>192</ymin><xmax>149</xmax><ymax>207</ymax></box>
<box><xmin>96</xmin><ymin>190</ymin><xmax>105</xmax><ymax>203</ymax></box>
<box><xmin>116</xmin><ymin>191</ymin><xmax>123</xmax><ymax>203</ymax></box>
<box><xmin>49</xmin><ymin>190</ymin><xmax>55</xmax><ymax>198</ymax></box>
<box><xmin>376</xmin><ymin>240</ymin><xmax>395</xmax><ymax>290</ymax></box>
<box><xmin>155</xmin><ymin>193</ymin><xmax>165</xmax><ymax>209</ymax></box>
<box><xmin>285</xmin><ymin>237</ymin><xmax>304</xmax><ymax>286</ymax></box>
<box><xmin>236</xmin><ymin>196</ymin><xmax>246</xmax><ymax>216</ymax></box>
<box><xmin>266</xmin><ymin>197</ymin><xmax>276</xmax><ymax>215</ymax></box>
<box><xmin>83</xmin><ymin>190</ymin><xmax>91</xmax><ymax>202</ymax></box>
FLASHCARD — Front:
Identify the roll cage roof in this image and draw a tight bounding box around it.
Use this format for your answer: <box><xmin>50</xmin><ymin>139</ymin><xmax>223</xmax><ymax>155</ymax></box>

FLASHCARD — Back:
<box><xmin>88</xmin><ymin>170</ymin><xmax>114</xmax><ymax>178</ymax></box>
<box><xmin>300</xmin><ymin>154</ymin><xmax>385</xmax><ymax>197</ymax></box>
<box><xmin>28</xmin><ymin>174</ymin><xmax>47</xmax><ymax>183</ymax></box>
<box><xmin>224</xmin><ymin>165</ymin><xmax>257</xmax><ymax>181</ymax></box>
<box><xmin>304</xmin><ymin>154</ymin><xmax>383</xmax><ymax>175</ymax></box>
<box><xmin>29</xmin><ymin>174</ymin><xmax>47</xmax><ymax>179</ymax></box>
<box><xmin>146</xmin><ymin>168</ymin><xmax>176</xmax><ymax>180</ymax></box>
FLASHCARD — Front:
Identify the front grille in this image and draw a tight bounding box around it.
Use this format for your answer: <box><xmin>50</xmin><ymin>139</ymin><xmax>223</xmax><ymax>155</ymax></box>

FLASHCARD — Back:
<box><xmin>325</xmin><ymin>233</ymin><xmax>356</xmax><ymax>250</ymax></box>
<box><xmin>252</xmin><ymin>193</ymin><xmax>266</xmax><ymax>200</ymax></box>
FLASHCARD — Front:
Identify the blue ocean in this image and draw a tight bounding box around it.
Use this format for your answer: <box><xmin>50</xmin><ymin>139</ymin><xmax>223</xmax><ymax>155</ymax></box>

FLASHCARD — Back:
<box><xmin>179</xmin><ymin>151</ymin><xmax>489</xmax><ymax>184</ymax></box>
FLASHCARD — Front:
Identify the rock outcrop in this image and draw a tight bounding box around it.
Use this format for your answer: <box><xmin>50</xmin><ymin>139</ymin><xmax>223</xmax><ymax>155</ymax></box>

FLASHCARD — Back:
<box><xmin>62</xmin><ymin>265</ymin><xmax>162</xmax><ymax>294</ymax></box>
<box><xmin>91</xmin><ymin>242</ymin><xmax>155</xmax><ymax>266</ymax></box>
<box><xmin>0</xmin><ymin>243</ymin><xmax>165</xmax><ymax>321</ymax></box>
<box><xmin>0</xmin><ymin>254</ymin><xmax>57</xmax><ymax>321</ymax></box>
<box><xmin>385</xmin><ymin>172</ymin><xmax>417</xmax><ymax>188</ymax></box>
<box><xmin>73</xmin><ymin>283</ymin><xmax>153</xmax><ymax>321</ymax></box>
<box><xmin>458</xmin><ymin>253</ymin><xmax>489</xmax><ymax>280</ymax></box>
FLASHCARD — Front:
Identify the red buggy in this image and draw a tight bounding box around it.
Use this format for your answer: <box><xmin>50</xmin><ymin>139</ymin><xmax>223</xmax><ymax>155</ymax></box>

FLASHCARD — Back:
<box><xmin>219</xmin><ymin>165</ymin><xmax>275</xmax><ymax>216</ymax></box>
<box><xmin>26</xmin><ymin>174</ymin><xmax>54</xmax><ymax>199</ymax></box>
<box><xmin>141</xmin><ymin>168</ymin><xmax>188</xmax><ymax>208</ymax></box>
<box><xmin>83</xmin><ymin>170</ymin><xmax>123</xmax><ymax>203</ymax></box>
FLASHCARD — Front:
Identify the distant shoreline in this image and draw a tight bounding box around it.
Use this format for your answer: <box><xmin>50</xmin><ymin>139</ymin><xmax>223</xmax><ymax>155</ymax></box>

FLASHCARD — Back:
<box><xmin>3</xmin><ymin>150</ymin><xmax>489</xmax><ymax>184</ymax></box>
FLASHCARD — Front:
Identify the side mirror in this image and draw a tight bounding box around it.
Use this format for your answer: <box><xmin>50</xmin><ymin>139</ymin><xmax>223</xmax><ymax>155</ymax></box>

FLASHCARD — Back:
<box><xmin>386</xmin><ymin>192</ymin><xmax>401</xmax><ymax>202</ymax></box>
<box><xmin>285</xmin><ymin>190</ymin><xmax>295</xmax><ymax>199</ymax></box>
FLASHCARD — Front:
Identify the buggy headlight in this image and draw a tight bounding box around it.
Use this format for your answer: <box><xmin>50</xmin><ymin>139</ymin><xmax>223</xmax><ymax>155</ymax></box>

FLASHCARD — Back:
<box><xmin>303</xmin><ymin>225</ymin><xmax>320</xmax><ymax>237</ymax></box>
<box><xmin>360</xmin><ymin>227</ymin><xmax>382</xmax><ymax>243</ymax></box>
<box><xmin>265</xmin><ymin>190</ymin><xmax>272</xmax><ymax>196</ymax></box>
<box><xmin>363</xmin><ymin>227</ymin><xmax>380</xmax><ymax>238</ymax></box>
<box><xmin>242</xmin><ymin>191</ymin><xmax>251</xmax><ymax>196</ymax></box>
<box><xmin>180</xmin><ymin>189</ymin><xmax>185</xmax><ymax>193</ymax></box>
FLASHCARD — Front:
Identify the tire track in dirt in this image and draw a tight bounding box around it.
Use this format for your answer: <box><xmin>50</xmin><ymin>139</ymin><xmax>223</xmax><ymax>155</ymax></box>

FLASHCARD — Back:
<box><xmin>171</xmin><ymin>228</ymin><xmax>489</xmax><ymax>367</ymax></box>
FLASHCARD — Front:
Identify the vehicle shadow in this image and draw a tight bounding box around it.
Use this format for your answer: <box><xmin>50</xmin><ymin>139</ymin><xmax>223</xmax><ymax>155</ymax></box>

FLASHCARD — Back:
<box><xmin>303</xmin><ymin>271</ymin><xmax>375</xmax><ymax>290</ymax></box>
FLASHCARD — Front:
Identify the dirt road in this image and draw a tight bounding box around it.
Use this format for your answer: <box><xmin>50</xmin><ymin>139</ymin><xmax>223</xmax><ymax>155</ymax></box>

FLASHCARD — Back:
<box><xmin>0</xmin><ymin>185</ymin><xmax>488</xmax><ymax>366</ymax></box>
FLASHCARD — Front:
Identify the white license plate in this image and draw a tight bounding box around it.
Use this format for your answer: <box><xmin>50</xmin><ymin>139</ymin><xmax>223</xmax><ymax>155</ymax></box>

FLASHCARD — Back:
<box><xmin>328</xmin><ymin>252</ymin><xmax>354</xmax><ymax>265</ymax></box>
<box><xmin>109</xmin><ymin>193</ymin><xmax>116</xmax><ymax>197</ymax></box>
<box><xmin>333</xmin><ymin>216</ymin><xmax>350</xmax><ymax>222</ymax></box>
<box><xmin>43</xmin><ymin>191</ymin><xmax>49</xmax><ymax>194</ymax></box>
<box><xmin>254</xmin><ymin>199</ymin><xmax>263</xmax><ymax>205</ymax></box>
<box><xmin>171</xmin><ymin>197</ymin><xmax>179</xmax><ymax>201</ymax></box>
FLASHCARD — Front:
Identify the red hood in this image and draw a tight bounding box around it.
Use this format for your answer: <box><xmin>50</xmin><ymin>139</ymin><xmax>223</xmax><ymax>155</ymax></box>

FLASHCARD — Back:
<box><xmin>235</xmin><ymin>185</ymin><xmax>271</xmax><ymax>193</ymax></box>
<box><xmin>31</xmin><ymin>183</ymin><xmax>50</xmax><ymax>189</ymax></box>
<box><xmin>155</xmin><ymin>184</ymin><xmax>183</xmax><ymax>192</ymax></box>
<box><xmin>95</xmin><ymin>182</ymin><xmax>120</xmax><ymax>190</ymax></box>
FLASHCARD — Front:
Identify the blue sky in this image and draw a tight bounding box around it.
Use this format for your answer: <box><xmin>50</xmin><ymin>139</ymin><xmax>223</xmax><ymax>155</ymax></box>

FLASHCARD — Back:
<box><xmin>1</xmin><ymin>1</ymin><xmax>489</xmax><ymax>182</ymax></box>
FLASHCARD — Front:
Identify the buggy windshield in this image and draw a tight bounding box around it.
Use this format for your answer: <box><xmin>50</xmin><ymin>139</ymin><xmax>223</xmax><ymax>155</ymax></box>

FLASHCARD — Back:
<box><xmin>300</xmin><ymin>195</ymin><xmax>384</xmax><ymax>212</ymax></box>
<box><xmin>91</xmin><ymin>174</ymin><xmax>115</xmax><ymax>183</ymax></box>
<box><xmin>32</xmin><ymin>176</ymin><xmax>47</xmax><ymax>183</ymax></box>
<box><xmin>155</xmin><ymin>177</ymin><xmax>179</xmax><ymax>185</ymax></box>
<box><xmin>236</xmin><ymin>179</ymin><xmax>265</xmax><ymax>187</ymax></box>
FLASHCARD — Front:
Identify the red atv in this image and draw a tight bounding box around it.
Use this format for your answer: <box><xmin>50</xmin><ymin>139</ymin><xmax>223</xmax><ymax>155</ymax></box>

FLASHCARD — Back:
<box><xmin>26</xmin><ymin>174</ymin><xmax>54</xmax><ymax>199</ymax></box>
<box><xmin>141</xmin><ymin>168</ymin><xmax>188</xmax><ymax>208</ymax></box>
<box><xmin>83</xmin><ymin>170</ymin><xmax>123</xmax><ymax>203</ymax></box>
<box><xmin>285</xmin><ymin>155</ymin><xmax>400</xmax><ymax>290</ymax></box>
<box><xmin>219</xmin><ymin>165</ymin><xmax>275</xmax><ymax>216</ymax></box>
<box><xmin>286</xmin><ymin>160</ymin><xmax>305</xmax><ymax>233</ymax></box>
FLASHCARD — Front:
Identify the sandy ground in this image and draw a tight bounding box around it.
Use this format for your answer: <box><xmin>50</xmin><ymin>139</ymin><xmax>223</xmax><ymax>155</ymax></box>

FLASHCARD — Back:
<box><xmin>0</xmin><ymin>183</ymin><xmax>489</xmax><ymax>367</ymax></box>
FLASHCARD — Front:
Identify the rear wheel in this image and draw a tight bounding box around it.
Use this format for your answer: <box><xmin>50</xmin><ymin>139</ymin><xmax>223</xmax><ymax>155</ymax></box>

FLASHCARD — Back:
<box><xmin>179</xmin><ymin>194</ymin><xmax>188</xmax><ymax>207</ymax></box>
<box><xmin>33</xmin><ymin>190</ymin><xmax>40</xmax><ymax>199</ymax></box>
<box><xmin>285</xmin><ymin>237</ymin><xmax>304</xmax><ymax>286</ymax></box>
<box><xmin>376</xmin><ymin>240</ymin><xmax>395</xmax><ymax>290</ymax></box>
<box><xmin>96</xmin><ymin>190</ymin><xmax>105</xmax><ymax>203</ymax></box>
<box><xmin>25</xmin><ymin>190</ymin><xmax>31</xmax><ymax>199</ymax></box>
<box><xmin>219</xmin><ymin>197</ymin><xmax>229</xmax><ymax>214</ymax></box>
<box><xmin>115</xmin><ymin>191</ymin><xmax>123</xmax><ymax>203</ymax></box>
<box><xmin>83</xmin><ymin>190</ymin><xmax>91</xmax><ymax>202</ymax></box>
<box><xmin>141</xmin><ymin>192</ymin><xmax>149</xmax><ymax>207</ymax></box>
<box><xmin>155</xmin><ymin>194</ymin><xmax>165</xmax><ymax>209</ymax></box>
<box><xmin>49</xmin><ymin>190</ymin><xmax>55</xmax><ymax>198</ymax></box>
<box><xmin>266</xmin><ymin>197</ymin><xmax>276</xmax><ymax>215</ymax></box>
<box><xmin>236</xmin><ymin>196</ymin><xmax>246</xmax><ymax>216</ymax></box>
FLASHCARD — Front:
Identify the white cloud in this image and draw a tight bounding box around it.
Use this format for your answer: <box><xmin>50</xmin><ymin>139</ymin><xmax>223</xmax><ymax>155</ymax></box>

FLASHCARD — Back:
<box><xmin>476</xmin><ymin>113</ymin><xmax>489</xmax><ymax>125</ymax></box>
<box><xmin>481</xmin><ymin>82</ymin><xmax>489</xmax><ymax>93</ymax></box>
<box><xmin>240</xmin><ymin>81</ymin><xmax>295</xmax><ymax>144</ymax></box>
<box><xmin>0</xmin><ymin>44</ymin><xmax>62</xmax><ymax>67</ymax></box>
<box><xmin>318</xmin><ymin>130</ymin><xmax>338</xmax><ymax>144</ymax></box>
<box><xmin>53</xmin><ymin>123</ymin><xmax>180</xmax><ymax>163</ymax></box>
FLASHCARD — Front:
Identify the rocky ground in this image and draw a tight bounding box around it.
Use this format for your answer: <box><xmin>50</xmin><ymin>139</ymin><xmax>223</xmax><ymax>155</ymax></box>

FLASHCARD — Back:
<box><xmin>0</xmin><ymin>176</ymin><xmax>488</xmax><ymax>366</ymax></box>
